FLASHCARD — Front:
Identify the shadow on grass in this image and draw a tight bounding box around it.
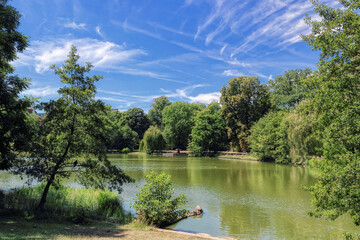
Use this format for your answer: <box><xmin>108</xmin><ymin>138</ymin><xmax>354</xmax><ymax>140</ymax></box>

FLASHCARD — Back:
<box><xmin>0</xmin><ymin>215</ymin><xmax>127</xmax><ymax>239</ymax></box>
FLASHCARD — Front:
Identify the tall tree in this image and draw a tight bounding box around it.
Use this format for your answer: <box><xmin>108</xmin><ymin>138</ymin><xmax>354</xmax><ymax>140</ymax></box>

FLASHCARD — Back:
<box><xmin>301</xmin><ymin>0</ymin><xmax>360</xmax><ymax>225</ymax></box>
<box><xmin>162</xmin><ymin>102</ymin><xmax>203</xmax><ymax>151</ymax></box>
<box><xmin>0</xmin><ymin>0</ymin><xmax>32</xmax><ymax>170</ymax></box>
<box><xmin>220</xmin><ymin>76</ymin><xmax>271</xmax><ymax>152</ymax></box>
<box><xmin>12</xmin><ymin>46</ymin><xmax>133</xmax><ymax>210</ymax></box>
<box><xmin>269</xmin><ymin>68</ymin><xmax>312</xmax><ymax>109</ymax></box>
<box><xmin>188</xmin><ymin>102</ymin><xmax>228</xmax><ymax>156</ymax></box>
<box><xmin>148</xmin><ymin>96</ymin><xmax>171</xmax><ymax>128</ymax></box>
<box><xmin>120</xmin><ymin>107</ymin><xmax>150</xmax><ymax>140</ymax></box>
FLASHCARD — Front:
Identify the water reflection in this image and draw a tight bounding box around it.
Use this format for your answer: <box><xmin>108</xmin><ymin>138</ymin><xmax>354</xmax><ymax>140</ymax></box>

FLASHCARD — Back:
<box><xmin>1</xmin><ymin>154</ymin><xmax>359</xmax><ymax>239</ymax></box>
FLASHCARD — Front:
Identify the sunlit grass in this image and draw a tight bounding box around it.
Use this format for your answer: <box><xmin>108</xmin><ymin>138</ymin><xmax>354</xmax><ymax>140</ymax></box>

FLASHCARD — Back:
<box><xmin>1</xmin><ymin>184</ymin><xmax>131</xmax><ymax>222</ymax></box>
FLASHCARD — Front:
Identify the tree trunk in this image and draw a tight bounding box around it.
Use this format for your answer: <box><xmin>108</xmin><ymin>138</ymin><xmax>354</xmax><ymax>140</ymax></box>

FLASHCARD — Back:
<box><xmin>36</xmin><ymin>173</ymin><xmax>55</xmax><ymax>211</ymax></box>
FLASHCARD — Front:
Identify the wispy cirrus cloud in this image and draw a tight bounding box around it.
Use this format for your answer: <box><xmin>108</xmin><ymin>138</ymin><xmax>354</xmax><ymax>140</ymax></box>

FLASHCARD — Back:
<box><xmin>98</xmin><ymin>84</ymin><xmax>220</xmax><ymax>110</ymax></box>
<box><xmin>22</xmin><ymin>86</ymin><xmax>58</xmax><ymax>97</ymax></box>
<box><xmin>62</xmin><ymin>20</ymin><xmax>87</xmax><ymax>30</ymax></box>
<box><xmin>222</xmin><ymin>69</ymin><xmax>244</xmax><ymax>77</ymax></box>
<box><xmin>14</xmin><ymin>38</ymin><xmax>147</xmax><ymax>73</ymax></box>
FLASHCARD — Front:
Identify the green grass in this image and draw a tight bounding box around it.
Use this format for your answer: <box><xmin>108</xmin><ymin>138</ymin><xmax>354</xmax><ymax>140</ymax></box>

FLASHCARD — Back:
<box><xmin>1</xmin><ymin>184</ymin><xmax>131</xmax><ymax>223</ymax></box>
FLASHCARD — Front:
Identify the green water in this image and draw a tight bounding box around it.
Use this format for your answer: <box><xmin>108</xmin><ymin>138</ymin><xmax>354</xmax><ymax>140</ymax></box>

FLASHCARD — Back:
<box><xmin>1</xmin><ymin>154</ymin><xmax>359</xmax><ymax>239</ymax></box>
<box><xmin>108</xmin><ymin>154</ymin><xmax>359</xmax><ymax>239</ymax></box>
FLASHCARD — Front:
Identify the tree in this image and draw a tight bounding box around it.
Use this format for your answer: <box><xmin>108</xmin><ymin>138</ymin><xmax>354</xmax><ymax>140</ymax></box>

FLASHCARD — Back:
<box><xmin>188</xmin><ymin>102</ymin><xmax>228</xmax><ymax>156</ymax></box>
<box><xmin>269</xmin><ymin>68</ymin><xmax>312</xmax><ymax>109</ymax></box>
<box><xmin>249</xmin><ymin>110</ymin><xmax>290</xmax><ymax>163</ymax></box>
<box><xmin>162</xmin><ymin>102</ymin><xmax>203</xmax><ymax>151</ymax></box>
<box><xmin>120</xmin><ymin>107</ymin><xmax>150</xmax><ymax>140</ymax></box>
<box><xmin>148</xmin><ymin>96</ymin><xmax>171</xmax><ymax>128</ymax></box>
<box><xmin>0</xmin><ymin>0</ymin><xmax>33</xmax><ymax>170</ymax></box>
<box><xmin>220</xmin><ymin>76</ymin><xmax>271</xmax><ymax>152</ymax></box>
<box><xmin>105</xmin><ymin>111</ymin><xmax>139</xmax><ymax>152</ymax></box>
<box><xmin>11</xmin><ymin>46</ymin><xmax>133</xmax><ymax>210</ymax></box>
<box><xmin>301</xmin><ymin>0</ymin><xmax>360</xmax><ymax>225</ymax></box>
<box><xmin>139</xmin><ymin>126</ymin><xmax>166</xmax><ymax>154</ymax></box>
<box><xmin>131</xmin><ymin>171</ymin><xmax>188</xmax><ymax>227</ymax></box>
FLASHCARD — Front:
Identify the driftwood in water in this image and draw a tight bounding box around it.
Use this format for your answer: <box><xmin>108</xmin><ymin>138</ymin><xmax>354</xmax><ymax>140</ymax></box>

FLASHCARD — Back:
<box><xmin>160</xmin><ymin>205</ymin><xmax>203</xmax><ymax>227</ymax></box>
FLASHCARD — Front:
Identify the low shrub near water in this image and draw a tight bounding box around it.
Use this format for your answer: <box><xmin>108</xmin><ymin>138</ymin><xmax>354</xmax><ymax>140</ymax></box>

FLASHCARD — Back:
<box><xmin>2</xmin><ymin>184</ymin><xmax>130</xmax><ymax>223</ymax></box>
<box><xmin>131</xmin><ymin>171</ymin><xmax>188</xmax><ymax>227</ymax></box>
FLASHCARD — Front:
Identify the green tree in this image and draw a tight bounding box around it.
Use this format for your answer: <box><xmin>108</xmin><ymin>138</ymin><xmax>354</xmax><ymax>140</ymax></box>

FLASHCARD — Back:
<box><xmin>188</xmin><ymin>102</ymin><xmax>228</xmax><ymax>156</ymax></box>
<box><xmin>131</xmin><ymin>171</ymin><xmax>188</xmax><ymax>227</ymax></box>
<box><xmin>11</xmin><ymin>46</ymin><xmax>133</xmax><ymax>210</ymax></box>
<box><xmin>301</xmin><ymin>0</ymin><xmax>360</xmax><ymax>225</ymax></box>
<box><xmin>220</xmin><ymin>76</ymin><xmax>271</xmax><ymax>152</ymax></box>
<box><xmin>120</xmin><ymin>107</ymin><xmax>150</xmax><ymax>140</ymax></box>
<box><xmin>0</xmin><ymin>0</ymin><xmax>33</xmax><ymax>170</ymax></box>
<box><xmin>148</xmin><ymin>96</ymin><xmax>171</xmax><ymax>128</ymax></box>
<box><xmin>269</xmin><ymin>68</ymin><xmax>312</xmax><ymax>109</ymax></box>
<box><xmin>162</xmin><ymin>102</ymin><xmax>203</xmax><ymax>151</ymax></box>
<box><xmin>139</xmin><ymin>126</ymin><xmax>166</xmax><ymax>154</ymax></box>
<box><xmin>285</xmin><ymin>108</ymin><xmax>322</xmax><ymax>163</ymax></box>
<box><xmin>249</xmin><ymin>110</ymin><xmax>290</xmax><ymax>163</ymax></box>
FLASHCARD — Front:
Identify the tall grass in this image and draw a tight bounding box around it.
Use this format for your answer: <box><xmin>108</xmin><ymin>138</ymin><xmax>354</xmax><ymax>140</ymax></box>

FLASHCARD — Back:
<box><xmin>1</xmin><ymin>184</ymin><xmax>130</xmax><ymax>223</ymax></box>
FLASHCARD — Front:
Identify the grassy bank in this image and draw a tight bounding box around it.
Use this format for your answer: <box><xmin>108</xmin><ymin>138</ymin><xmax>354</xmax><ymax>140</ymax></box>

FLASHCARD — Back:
<box><xmin>1</xmin><ymin>185</ymin><xmax>131</xmax><ymax>223</ymax></box>
<box><xmin>0</xmin><ymin>216</ymin><xmax>222</xmax><ymax>240</ymax></box>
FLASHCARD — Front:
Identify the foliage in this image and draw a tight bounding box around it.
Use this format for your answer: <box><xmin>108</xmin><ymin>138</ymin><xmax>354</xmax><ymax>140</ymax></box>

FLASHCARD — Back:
<box><xmin>269</xmin><ymin>68</ymin><xmax>312</xmax><ymax>109</ymax></box>
<box><xmin>121</xmin><ymin>147</ymin><xmax>131</xmax><ymax>154</ymax></box>
<box><xmin>301</xmin><ymin>0</ymin><xmax>360</xmax><ymax>225</ymax></box>
<box><xmin>188</xmin><ymin>102</ymin><xmax>228</xmax><ymax>156</ymax></box>
<box><xmin>2</xmin><ymin>185</ymin><xmax>130</xmax><ymax>222</ymax></box>
<box><xmin>120</xmin><ymin>108</ymin><xmax>150</xmax><ymax>140</ymax></box>
<box><xmin>0</xmin><ymin>0</ymin><xmax>33</xmax><ymax>170</ymax></box>
<box><xmin>11</xmin><ymin>46</ymin><xmax>133</xmax><ymax>210</ymax></box>
<box><xmin>131</xmin><ymin>171</ymin><xmax>188</xmax><ymax>227</ymax></box>
<box><xmin>162</xmin><ymin>102</ymin><xmax>203</xmax><ymax>150</ymax></box>
<box><xmin>249</xmin><ymin>110</ymin><xmax>290</xmax><ymax>163</ymax></box>
<box><xmin>139</xmin><ymin>126</ymin><xmax>166</xmax><ymax>154</ymax></box>
<box><xmin>220</xmin><ymin>76</ymin><xmax>271</xmax><ymax>152</ymax></box>
<box><xmin>285</xmin><ymin>108</ymin><xmax>322</xmax><ymax>163</ymax></box>
<box><xmin>148</xmin><ymin>96</ymin><xmax>171</xmax><ymax>128</ymax></box>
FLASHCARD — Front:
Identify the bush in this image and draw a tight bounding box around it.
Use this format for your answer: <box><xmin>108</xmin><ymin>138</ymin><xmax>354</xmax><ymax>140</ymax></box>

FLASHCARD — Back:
<box><xmin>2</xmin><ymin>184</ymin><xmax>130</xmax><ymax>222</ymax></box>
<box><xmin>131</xmin><ymin>171</ymin><xmax>188</xmax><ymax>227</ymax></box>
<box><xmin>121</xmin><ymin>147</ymin><xmax>131</xmax><ymax>153</ymax></box>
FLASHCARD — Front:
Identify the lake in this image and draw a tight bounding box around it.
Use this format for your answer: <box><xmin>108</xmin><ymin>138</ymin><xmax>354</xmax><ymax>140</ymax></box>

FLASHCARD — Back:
<box><xmin>1</xmin><ymin>153</ymin><xmax>359</xmax><ymax>239</ymax></box>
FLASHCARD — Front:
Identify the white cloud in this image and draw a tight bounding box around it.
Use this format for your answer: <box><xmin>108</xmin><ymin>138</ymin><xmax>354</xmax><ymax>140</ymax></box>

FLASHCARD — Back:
<box><xmin>222</xmin><ymin>69</ymin><xmax>244</xmax><ymax>77</ymax></box>
<box><xmin>95</xmin><ymin>26</ymin><xmax>104</xmax><ymax>38</ymax></box>
<box><xmin>14</xmin><ymin>38</ymin><xmax>147</xmax><ymax>73</ymax></box>
<box><xmin>188</xmin><ymin>92</ymin><xmax>221</xmax><ymax>104</ymax></box>
<box><xmin>64</xmin><ymin>21</ymin><xmax>86</xmax><ymax>30</ymax></box>
<box><xmin>22</xmin><ymin>86</ymin><xmax>58</xmax><ymax>97</ymax></box>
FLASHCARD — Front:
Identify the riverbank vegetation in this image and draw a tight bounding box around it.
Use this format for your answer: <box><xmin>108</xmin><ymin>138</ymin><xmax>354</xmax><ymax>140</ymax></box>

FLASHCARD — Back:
<box><xmin>1</xmin><ymin>0</ymin><xmax>360</xmax><ymax>236</ymax></box>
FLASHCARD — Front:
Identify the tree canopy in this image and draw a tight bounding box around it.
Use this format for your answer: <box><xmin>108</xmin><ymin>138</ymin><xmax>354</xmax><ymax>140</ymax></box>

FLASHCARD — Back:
<box><xmin>188</xmin><ymin>102</ymin><xmax>228</xmax><ymax>156</ymax></box>
<box><xmin>148</xmin><ymin>96</ymin><xmax>171</xmax><ymax>128</ymax></box>
<box><xmin>11</xmin><ymin>46</ymin><xmax>133</xmax><ymax>210</ymax></box>
<box><xmin>220</xmin><ymin>76</ymin><xmax>271</xmax><ymax>152</ymax></box>
<box><xmin>139</xmin><ymin>126</ymin><xmax>166</xmax><ymax>154</ymax></box>
<box><xmin>120</xmin><ymin>107</ymin><xmax>150</xmax><ymax>140</ymax></box>
<box><xmin>301</xmin><ymin>0</ymin><xmax>360</xmax><ymax>225</ymax></box>
<box><xmin>269</xmin><ymin>68</ymin><xmax>312</xmax><ymax>109</ymax></box>
<box><xmin>162</xmin><ymin>102</ymin><xmax>203</xmax><ymax>151</ymax></box>
<box><xmin>0</xmin><ymin>0</ymin><xmax>32</xmax><ymax>170</ymax></box>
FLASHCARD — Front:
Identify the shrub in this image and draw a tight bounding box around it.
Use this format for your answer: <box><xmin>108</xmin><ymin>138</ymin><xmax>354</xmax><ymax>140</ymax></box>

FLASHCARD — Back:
<box><xmin>131</xmin><ymin>171</ymin><xmax>188</xmax><ymax>227</ymax></box>
<box><xmin>121</xmin><ymin>147</ymin><xmax>131</xmax><ymax>154</ymax></box>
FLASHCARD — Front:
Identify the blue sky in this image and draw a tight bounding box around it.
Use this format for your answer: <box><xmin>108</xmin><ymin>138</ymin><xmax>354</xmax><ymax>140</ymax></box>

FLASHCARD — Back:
<box><xmin>12</xmin><ymin>0</ymin><xmax>337</xmax><ymax>112</ymax></box>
